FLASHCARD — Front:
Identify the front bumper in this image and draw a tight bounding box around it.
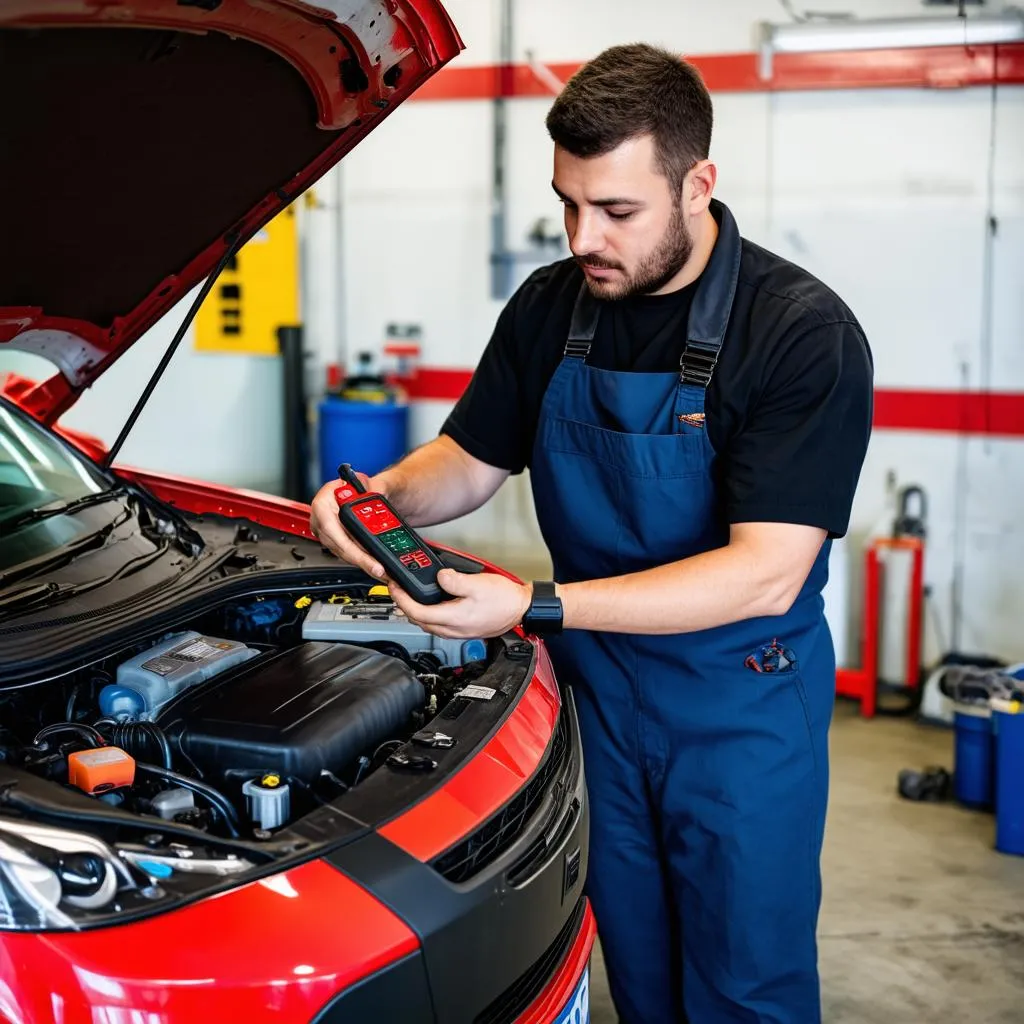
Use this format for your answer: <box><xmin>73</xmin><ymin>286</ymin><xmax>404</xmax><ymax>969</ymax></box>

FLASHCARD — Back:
<box><xmin>0</xmin><ymin>690</ymin><xmax>588</xmax><ymax>1024</ymax></box>
<box><xmin>318</xmin><ymin>687</ymin><xmax>591</xmax><ymax>1023</ymax></box>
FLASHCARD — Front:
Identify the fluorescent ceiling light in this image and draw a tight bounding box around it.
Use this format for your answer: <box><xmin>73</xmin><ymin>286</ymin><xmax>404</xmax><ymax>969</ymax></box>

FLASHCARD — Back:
<box><xmin>757</xmin><ymin>8</ymin><xmax>1024</xmax><ymax>77</ymax></box>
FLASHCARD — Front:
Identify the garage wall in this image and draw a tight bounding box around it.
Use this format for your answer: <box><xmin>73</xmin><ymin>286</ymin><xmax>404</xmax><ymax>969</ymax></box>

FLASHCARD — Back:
<box><xmin>4</xmin><ymin>0</ymin><xmax>1021</xmax><ymax>665</ymax></box>
<box><xmin>322</xmin><ymin>0</ymin><xmax>1024</xmax><ymax>664</ymax></box>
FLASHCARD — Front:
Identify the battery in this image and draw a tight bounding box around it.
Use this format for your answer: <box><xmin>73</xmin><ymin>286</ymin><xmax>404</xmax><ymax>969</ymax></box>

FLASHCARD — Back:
<box><xmin>301</xmin><ymin>600</ymin><xmax>486</xmax><ymax>667</ymax></box>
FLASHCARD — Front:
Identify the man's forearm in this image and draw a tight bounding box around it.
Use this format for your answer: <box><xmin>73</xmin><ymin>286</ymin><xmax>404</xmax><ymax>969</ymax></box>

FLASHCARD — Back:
<box><xmin>374</xmin><ymin>436</ymin><xmax>509</xmax><ymax>528</ymax></box>
<box><xmin>557</xmin><ymin>524</ymin><xmax>826</xmax><ymax>635</ymax></box>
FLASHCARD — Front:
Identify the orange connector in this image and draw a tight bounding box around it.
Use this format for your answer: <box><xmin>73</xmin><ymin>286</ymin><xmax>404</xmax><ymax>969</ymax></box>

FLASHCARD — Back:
<box><xmin>68</xmin><ymin>746</ymin><xmax>136</xmax><ymax>795</ymax></box>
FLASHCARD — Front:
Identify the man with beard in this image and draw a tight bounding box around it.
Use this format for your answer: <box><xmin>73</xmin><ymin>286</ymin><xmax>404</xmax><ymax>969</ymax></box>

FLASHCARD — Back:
<box><xmin>311</xmin><ymin>43</ymin><xmax>873</xmax><ymax>1024</ymax></box>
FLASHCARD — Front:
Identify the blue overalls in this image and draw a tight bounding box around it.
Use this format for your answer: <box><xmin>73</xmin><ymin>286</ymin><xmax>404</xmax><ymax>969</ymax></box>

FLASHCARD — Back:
<box><xmin>530</xmin><ymin>204</ymin><xmax>835</xmax><ymax>1023</ymax></box>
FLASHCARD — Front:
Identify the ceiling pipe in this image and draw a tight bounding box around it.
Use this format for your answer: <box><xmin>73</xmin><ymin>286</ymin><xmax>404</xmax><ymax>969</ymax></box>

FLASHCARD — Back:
<box><xmin>757</xmin><ymin>7</ymin><xmax>1024</xmax><ymax>79</ymax></box>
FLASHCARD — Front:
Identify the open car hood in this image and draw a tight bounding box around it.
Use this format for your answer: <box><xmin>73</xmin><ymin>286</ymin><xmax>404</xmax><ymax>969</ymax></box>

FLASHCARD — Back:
<box><xmin>0</xmin><ymin>0</ymin><xmax>461</xmax><ymax>426</ymax></box>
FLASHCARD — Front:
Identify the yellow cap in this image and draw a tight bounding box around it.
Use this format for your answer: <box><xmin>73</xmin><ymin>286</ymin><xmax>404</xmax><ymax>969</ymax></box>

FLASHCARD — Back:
<box><xmin>369</xmin><ymin>584</ymin><xmax>391</xmax><ymax>599</ymax></box>
<box><xmin>261</xmin><ymin>773</ymin><xmax>281</xmax><ymax>788</ymax></box>
<box><xmin>294</xmin><ymin>595</ymin><xmax>312</xmax><ymax>609</ymax></box>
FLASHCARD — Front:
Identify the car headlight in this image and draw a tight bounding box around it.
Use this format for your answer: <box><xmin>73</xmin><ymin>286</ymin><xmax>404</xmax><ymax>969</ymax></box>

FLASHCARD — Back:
<box><xmin>0</xmin><ymin>819</ymin><xmax>254</xmax><ymax>932</ymax></box>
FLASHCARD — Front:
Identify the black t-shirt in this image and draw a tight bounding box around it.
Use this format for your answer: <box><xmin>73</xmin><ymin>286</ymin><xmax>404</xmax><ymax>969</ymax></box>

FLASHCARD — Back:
<box><xmin>441</xmin><ymin>219</ymin><xmax>874</xmax><ymax>539</ymax></box>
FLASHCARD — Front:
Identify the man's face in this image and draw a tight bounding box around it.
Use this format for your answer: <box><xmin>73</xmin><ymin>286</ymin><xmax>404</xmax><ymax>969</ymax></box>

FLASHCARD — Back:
<box><xmin>553</xmin><ymin>134</ymin><xmax>693</xmax><ymax>300</ymax></box>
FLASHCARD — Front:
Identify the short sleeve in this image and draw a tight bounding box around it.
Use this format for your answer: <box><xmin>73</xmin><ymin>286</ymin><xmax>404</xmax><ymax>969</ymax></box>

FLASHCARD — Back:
<box><xmin>440</xmin><ymin>287</ymin><xmax>530</xmax><ymax>473</ymax></box>
<box><xmin>722</xmin><ymin>321</ymin><xmax>873</xmax><ymax>538</ymax></box>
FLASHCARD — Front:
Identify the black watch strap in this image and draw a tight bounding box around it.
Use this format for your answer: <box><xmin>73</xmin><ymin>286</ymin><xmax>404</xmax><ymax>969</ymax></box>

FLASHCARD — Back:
<box><xmin>523</xmin><ymin>580</ymin><xmax>563</xmax><ymax>636</ymax></box>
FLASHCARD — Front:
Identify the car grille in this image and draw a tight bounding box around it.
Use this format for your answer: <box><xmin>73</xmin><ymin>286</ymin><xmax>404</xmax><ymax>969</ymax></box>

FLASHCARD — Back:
<box><xmin>430</xmin><ymin>710</ymin><xmax>570</xmax><ymax>884</ymax></box>
<box><xmin>474</xmin><ymin>896</ymin><xmax>587</xmax><ymax>1024</ymax></box>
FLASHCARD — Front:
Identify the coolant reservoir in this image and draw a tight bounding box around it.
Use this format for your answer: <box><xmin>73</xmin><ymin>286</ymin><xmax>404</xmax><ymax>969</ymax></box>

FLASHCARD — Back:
<box><xmin>99</xmin><ymin>632</ymin><xmax>259</xmax><ymax>721</ymax></box>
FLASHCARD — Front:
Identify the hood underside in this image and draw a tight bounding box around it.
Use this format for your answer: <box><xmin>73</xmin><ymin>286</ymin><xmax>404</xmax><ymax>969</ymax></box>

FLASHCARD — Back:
<box><xmin>0</xmin><ymin>0</ymin><xmax>461</xmax><ymax>425</ymax></box>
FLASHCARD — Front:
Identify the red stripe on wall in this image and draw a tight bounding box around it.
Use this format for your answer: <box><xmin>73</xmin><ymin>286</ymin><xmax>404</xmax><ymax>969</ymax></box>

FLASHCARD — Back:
<box><xmin>392</xmin><ymin>367</ymin><xmax>472</xmax><ymax>402</ymax></box>
<box><xmin>411</xmin><ymin>43</ymin><xmax>1024</xmax><ymax>101</ymax></box>
<box><xmin>873</xmin><ymin>389</ymin><xmax>1024</xmax><ymax>436</ymax></box>
<box><xmin>393</xmin><ymin>371</ymin><xmax>1024</xmax><ymax>438</ymax></box>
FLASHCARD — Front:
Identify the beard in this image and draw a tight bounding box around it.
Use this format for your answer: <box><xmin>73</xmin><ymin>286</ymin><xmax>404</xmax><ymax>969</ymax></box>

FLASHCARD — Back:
<box><xmin>577</xmin><ymin>202</ymin><xmax>693</xmax><ymax>301</ymax></box>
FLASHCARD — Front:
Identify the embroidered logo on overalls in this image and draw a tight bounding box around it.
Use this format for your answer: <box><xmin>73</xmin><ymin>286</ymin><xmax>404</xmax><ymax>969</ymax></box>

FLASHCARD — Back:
<box><xmin>745</xmin><ymin>639</ymin><xmax>798</xmax><ymax>674</ymax></box>
<box><xmin>677</xmin><ymin>412</ymin><xmax>706</xmax><ymax>428</ymax></box>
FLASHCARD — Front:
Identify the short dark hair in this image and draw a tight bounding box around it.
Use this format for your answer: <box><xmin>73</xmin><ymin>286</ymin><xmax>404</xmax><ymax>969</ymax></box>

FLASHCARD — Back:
<box><xmin>545</xmin><ymin>43</ymin><xmax>713</xmax><ymax>195</ymax></box>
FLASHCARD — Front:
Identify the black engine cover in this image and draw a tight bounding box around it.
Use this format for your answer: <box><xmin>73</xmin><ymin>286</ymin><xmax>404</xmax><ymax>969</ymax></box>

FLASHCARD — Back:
<box><xmin>158</xmin><ymin>642</ymin><xmax>424</xmax><ymax>782</ymax></box>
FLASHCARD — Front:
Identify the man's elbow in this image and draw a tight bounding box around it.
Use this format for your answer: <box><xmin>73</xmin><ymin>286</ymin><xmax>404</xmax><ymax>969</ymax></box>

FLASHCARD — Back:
<box><xmin>755</xmin><ymin>574</ymin><xmax>806</xmax><ymax>619</ymax></box>
<box><xmin>731</xmin><ymin>524</ymin><xmax>826</xmax><ymax>620</ymax></box>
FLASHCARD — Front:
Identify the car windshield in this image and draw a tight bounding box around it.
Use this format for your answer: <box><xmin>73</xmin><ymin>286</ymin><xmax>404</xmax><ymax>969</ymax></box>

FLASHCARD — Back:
<box><xmin>0</xmin><ymin>400</ymin><xmax>114</xmax><ymax>566</ymax></box>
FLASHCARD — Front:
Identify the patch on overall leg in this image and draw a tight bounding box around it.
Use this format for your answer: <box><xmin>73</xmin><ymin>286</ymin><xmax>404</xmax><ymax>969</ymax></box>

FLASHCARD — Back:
<box><xmin>744</xmin><ymin>639</ymin><xmax>798</xmax><ymax>674</ymax></box>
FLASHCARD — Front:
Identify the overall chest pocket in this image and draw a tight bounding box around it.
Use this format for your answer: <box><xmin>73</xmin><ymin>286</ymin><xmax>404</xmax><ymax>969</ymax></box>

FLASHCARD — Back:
<box><xmin>537</xmin><ymin>414</ymin><xmax>723</xmax><ymax>575</ymax></box>
<box><xmin>540</xmin><ymin>414</ymin><xmax>710</xmax><ymax>480</ymax></box>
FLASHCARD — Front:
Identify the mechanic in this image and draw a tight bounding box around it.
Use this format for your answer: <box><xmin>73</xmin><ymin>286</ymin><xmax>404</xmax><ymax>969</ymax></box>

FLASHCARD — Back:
<box><xmin>311</xmin><ymin>44</ymin><xmax>873</xmax><ymax>1024</ymax></box>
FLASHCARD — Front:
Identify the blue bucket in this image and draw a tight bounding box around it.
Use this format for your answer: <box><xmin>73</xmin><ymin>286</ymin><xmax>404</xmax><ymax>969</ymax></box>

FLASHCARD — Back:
<box><xmin>993</xmin><ymin>701</ymin><xmax>1024</xmax><ymax>856</ymax></box>
<box><xmin>953</xmin><ymin>703</ymin><xmax>995</xmax><ymax>808</ymax></box>
<box><xmin>317</xmin><ymin>394</ymin><xmax>408</xmax><ymax>485</ymax></box>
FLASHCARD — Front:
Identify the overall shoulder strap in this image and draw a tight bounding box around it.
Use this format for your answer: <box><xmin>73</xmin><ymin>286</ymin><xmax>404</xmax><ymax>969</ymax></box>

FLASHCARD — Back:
<box><xmin>680</xmin><ymin>201</ymin><xmax>743</xmax><ymax>388</ymax></box>
<box><xmin>564</xmin><ymin>283</ymin><xmax>601</xmax><ymax>359</ymax></box>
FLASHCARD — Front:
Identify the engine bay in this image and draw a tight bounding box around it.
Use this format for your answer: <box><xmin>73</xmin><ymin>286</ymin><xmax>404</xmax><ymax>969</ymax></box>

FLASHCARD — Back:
<box><xmin>0</xmin><ymin>586</ymin><xmax>493</xmax><ymax>842</ymax></box>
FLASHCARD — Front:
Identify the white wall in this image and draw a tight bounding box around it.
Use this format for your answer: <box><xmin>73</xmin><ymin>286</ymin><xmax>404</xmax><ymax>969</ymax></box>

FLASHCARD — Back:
<box><xmin>330</xmin><ymin>0</ymin><xmax>1024</xmax><ymax>664</ymax></box>
<box><xmin>4</xmin><ymin>0</ymin><xmax>1022</xmax><ymax>664</ymax></box>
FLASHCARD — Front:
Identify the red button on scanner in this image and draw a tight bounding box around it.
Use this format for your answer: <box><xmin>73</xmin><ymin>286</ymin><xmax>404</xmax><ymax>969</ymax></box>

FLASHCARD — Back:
<box><xmin>354</xmin><ymin>499</ymin><xmax>401</xmax><ymax>535</ymax></box>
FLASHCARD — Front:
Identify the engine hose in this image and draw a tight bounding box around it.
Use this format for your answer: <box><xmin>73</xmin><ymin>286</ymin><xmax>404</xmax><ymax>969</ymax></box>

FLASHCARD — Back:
<box><xmin>65</xmin><ymin>685</ymin><xmax>83</xmax><ymax>723</ymax></box>
<box><xmin>94</xmin><ymin>721</ymin><xmax>173</xmax><ymax>771</ymax></box>
<box><xmin>413</xmin><ymin>652</ymin><xmax>443</xmax><ymax>675</ymax></box>
<box><xmin>134</xmin><ymin>763</ymin><xmax>241</xmax><ymax>838</ymax></box>
<box><xmin>33</xmin><ymin>723</ymin><xmax>106</xmax><ymax>749</ymax></box>
<box><xmin>140</xmin><ymin>723</ymin><xmax>173</xmax><ymax>772</ymax></box>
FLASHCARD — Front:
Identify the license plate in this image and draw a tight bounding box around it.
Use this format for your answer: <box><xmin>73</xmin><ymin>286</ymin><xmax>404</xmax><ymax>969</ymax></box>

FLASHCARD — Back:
<box><xmin>553</xmin><ymin>965</ymin><xmax>590</xmax><ymax>1024</ymax></box>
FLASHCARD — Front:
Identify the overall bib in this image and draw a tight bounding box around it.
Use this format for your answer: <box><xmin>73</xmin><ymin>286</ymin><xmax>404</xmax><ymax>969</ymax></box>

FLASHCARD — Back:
<box><xmin>530</xmin><ymin>206</ymin><xmax>834</xmax><ymax>1023</ymax></box>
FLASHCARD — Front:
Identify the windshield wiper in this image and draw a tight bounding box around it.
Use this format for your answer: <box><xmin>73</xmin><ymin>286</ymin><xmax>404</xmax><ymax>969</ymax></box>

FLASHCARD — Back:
<box><xmin>0</xmin><ymin>581</ymin><xmax>77</xmax><ymax>615</ymax></box>
<box><xmin>0</xmin><ymin>487</ymin><xmax>129</xmax><ymax>532</ymax></box>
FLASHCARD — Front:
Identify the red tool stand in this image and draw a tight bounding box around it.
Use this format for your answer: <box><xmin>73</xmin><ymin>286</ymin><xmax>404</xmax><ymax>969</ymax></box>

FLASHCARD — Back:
<box><xmin>836</xmin><ymin>537</ymin><xmax>925</xmax><ymax>718</ymax></box>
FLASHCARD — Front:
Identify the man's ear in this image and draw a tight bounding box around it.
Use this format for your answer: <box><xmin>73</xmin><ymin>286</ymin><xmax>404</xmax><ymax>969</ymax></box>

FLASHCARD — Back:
<box><xmin>685</xmin><ymin>159</ymin><xmax>717</xmax><ymax>216</ymax></box>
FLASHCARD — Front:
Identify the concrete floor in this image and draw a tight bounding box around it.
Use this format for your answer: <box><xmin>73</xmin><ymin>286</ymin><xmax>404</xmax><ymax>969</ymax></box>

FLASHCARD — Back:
<box><xmin>585</xmin><ymin>704</ymin><xmax>1024</xmax><ymax>1023</ymax></box>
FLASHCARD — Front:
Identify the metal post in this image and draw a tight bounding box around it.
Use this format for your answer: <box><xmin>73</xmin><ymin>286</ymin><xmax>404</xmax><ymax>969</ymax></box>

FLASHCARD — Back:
<box><xmin>278</xmin><ymin>325</ymin><xmax>309</xmax><ymax>503</ymax></box>
<box><xmin>491</xmin><ymin>0</ymin><xmax>514</xmax><ymax>300</ymax></box>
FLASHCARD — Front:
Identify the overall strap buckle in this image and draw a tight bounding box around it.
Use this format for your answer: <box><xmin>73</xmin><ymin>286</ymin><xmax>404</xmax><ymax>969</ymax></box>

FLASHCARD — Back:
<box><xmin>680</xmin><ymin>339</ymin><xmax>721</xmax><ymax>388</ymax></box>
<box><xmin>564</xmin><ymin>282</ymin><xmax>600</xmax><ymax>361</ymax></box>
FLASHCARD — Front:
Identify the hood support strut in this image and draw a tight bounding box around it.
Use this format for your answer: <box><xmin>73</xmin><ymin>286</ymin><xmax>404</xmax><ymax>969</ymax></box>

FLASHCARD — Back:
<box><xmin>103</xmin><ymin>231</ymin><xmax>244</xmax><ymax>469</ymax></box>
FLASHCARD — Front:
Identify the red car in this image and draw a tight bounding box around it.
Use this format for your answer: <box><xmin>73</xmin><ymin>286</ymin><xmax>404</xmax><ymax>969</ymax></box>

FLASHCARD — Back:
<box><xmin>0</xmin><ymin>2</ymin><xmax>594</xmax><ymax>1022</ymax></box>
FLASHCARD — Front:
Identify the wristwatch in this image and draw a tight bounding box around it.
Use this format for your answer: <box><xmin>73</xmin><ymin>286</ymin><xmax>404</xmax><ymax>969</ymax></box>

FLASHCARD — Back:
<box><xmin>522</xmin><ymin>580</ymin><xmax>563</xmax><ymax>636</ymax></box>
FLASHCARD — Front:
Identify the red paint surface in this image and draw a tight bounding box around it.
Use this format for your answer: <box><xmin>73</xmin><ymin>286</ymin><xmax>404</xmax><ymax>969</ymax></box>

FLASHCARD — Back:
<box><xmin>411</xmin><ymin>43</ymin><xmax>1024</xmax><ymax>101</ymax></box>
<box><xmin>0</xmin><ymin>860</ymin><xmax>417</xmax><ymax>1024</ymax></box>
<box><xmin>116</xmin><ymin>465</ymin><xmax>321</xmax><ymax>540</ymax></box>
<box><xmin>516</xmin><ymin>902</ymin><xmax>598</xmax><ymax>1024</ymax></box>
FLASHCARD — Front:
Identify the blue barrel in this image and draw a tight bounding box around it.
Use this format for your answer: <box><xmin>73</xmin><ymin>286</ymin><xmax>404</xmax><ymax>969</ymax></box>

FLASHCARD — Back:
<box><xmin>317</xmin><ymin>395</ymin><xmax>408</xmax><ymax>485</ymax></box>
<box><xmin>993</xmin><ymin>703</ymin><xmax>1024</xmax><ymax>856</ymax></box>
<box><xmin>953</xmin><ymin>703</ymin><xmax>995</xmax><ymax>808</ymax></box>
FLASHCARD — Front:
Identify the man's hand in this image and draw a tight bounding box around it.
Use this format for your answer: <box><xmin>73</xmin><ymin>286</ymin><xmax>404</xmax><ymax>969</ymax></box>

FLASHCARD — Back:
<box><xmin>388</xmin><ymin>569</ymin><xmax>532</xmax><ymax>639</ymax></box>
<box><xmin>309</xmin><ymin>472</ymin><xmax>386</xmax><ymax>580</ymax></box>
